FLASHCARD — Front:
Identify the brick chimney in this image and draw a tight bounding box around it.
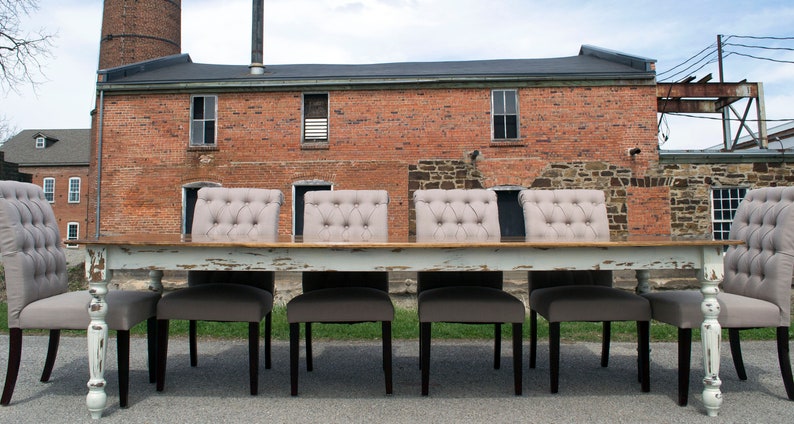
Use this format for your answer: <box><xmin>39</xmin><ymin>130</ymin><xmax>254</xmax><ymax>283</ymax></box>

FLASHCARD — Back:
<box><xmin>98</xmin><ymin>0</ymin><xmax>182</xmax><ymax>70</ymax></box>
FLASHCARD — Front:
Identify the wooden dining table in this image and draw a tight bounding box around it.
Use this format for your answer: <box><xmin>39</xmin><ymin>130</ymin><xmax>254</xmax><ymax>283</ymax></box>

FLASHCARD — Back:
<box><xmin>78</xmin><ymin>234</ymin><xmax>735</xmax><ymax>419</ymax></box>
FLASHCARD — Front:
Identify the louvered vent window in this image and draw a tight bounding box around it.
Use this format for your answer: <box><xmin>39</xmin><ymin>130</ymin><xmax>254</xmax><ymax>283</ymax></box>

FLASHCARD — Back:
<box><xmin>303</xmin><ymin>93</ymin><xmax>328</xmax><ymax>142</ymax></box>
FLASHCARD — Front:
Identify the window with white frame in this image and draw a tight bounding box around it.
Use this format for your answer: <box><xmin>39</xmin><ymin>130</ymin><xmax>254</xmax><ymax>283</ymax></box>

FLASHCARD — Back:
<box><xmin>711</xmin><ymin>187</ymin><xmax>748</xmax><ymax>241</ymax></box>
<box><xmin>190</xmin><ymin>95</ymin><xmax>217</xmax><ymax>146</ymax></box>
<box><xmin>36</xmin><ymin>136</ymin><xmax>46</xmax><ymax>148</ymax></box>
<box><xmin>66</xmin><ymin>222</ymin><xmax>79</xmax><ymax>246</ymax></box>
<box><xmin>303</xmin><ymin>93</ymin><xmax>328</xmax><ymax>142</ymax></box>
<box><xmin>492</xmin><ymin>89</ymin><xmax>519</xmax><ymax>140</ymax></box>
<box><xmin>68</xmin><ymin>177</ymin><xmax>80</xmax><ymax>203</ymax></box>
<box><xmin>43</xmin><ymin>178</ymin><xmax>55</xmax><ymax>203</ymax></box>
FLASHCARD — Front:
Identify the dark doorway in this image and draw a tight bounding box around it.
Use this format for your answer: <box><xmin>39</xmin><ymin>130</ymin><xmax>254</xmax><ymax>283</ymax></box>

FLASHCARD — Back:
<box><xmin>495</xmin><ymin>187</ymin><xmax>526</xmax><ymax>238</ymax></box>
<box><xmin>293</xmin><ymin>183</ymin><xmax>332</xmax><ymax>236</ymax></box>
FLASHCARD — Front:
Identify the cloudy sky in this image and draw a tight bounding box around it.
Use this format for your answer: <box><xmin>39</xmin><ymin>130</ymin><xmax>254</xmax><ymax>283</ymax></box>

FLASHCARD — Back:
<box><xmin>4</xmin><ymin>0</ymin><xmax>794</xmax><ymax>149</ymax></box>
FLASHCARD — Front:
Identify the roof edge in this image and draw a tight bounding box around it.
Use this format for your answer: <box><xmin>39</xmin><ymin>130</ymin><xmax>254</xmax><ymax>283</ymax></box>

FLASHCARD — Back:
<box><xmin>98</xmin><ymin>54</ymin><xmax>193</xmax><ymax>83</ymax></box>
<box><xmin>579</xmin><ymin>45</ymin><xmax>656</xmax><ymax>72</ymax></box>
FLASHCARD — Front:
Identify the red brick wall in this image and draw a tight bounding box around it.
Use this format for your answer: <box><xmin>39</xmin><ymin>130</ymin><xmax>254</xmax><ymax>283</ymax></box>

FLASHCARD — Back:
<box><xmin>88</xmin><ymin>84</ymin><xmax>659</xmax><ymax>237</ymax></box>
<box><xmin>98</xmin><ymin>0</ymin><xmax>181</xmax><ymax>70</ymax></box>
<box><xmin>24</xmin><ymin>166</ymin><xmax>91</xmax><ymax>240</ymax></box>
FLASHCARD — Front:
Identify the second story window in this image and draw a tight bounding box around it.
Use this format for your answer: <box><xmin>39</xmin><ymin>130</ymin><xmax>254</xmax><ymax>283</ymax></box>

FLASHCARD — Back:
<box><xmin>36</xmin><ymin>136</ymin><xmax>46</xmax><ymax>148</ymax></box>
<box><xmin>68</xmin><ymin>177</ymin><xmax>81</xmax><ymax>203</ymax></box>
<box><xmin>303</xmin><ymin>93</ymin><xmax>328</xmax><ymax>142</ymax></box>
<box><xmin>492</xmin><ymin>89</ymin><xmax>519</xmax><ymax>140</ymax></box>
<box><xmin>190</xmin><ymin>95</ymin><xmax>217</xmax><ymax>147</ymax></box>
<box><xmin>43</xmin><ymin>178</ymin><xmax>55</xmax><ymax>203</ymax></box>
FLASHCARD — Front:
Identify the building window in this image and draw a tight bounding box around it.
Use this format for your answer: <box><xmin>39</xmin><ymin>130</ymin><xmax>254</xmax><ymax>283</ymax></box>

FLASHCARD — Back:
<box><xmin>711</xmin><ymin>187</ymin><xmax>748</xmax><ymax>241</ymax></box>
<box><xmin>36</xmin><ymin>136</ymin><xmax>46</xmax><ymax>148</ymax></box>
<box><xmin>492</xmin><ymin>89</ymin><xmax>519</xmax><ymax>140</ymax></box>
<box><xmin>190</xmin><ymin>95</ymin><xmax>217</xmax><ymax>146</ymax></box>
<box><xmin>68</xmin><ymin>177</ymin><xmax>80</xmax><ymax>203</ymax></box>
<box><xmin>43</xmin><ymin>178</ymin><xmax>55</xmax><ymax>203</ymax></box>
<box><xmin>66</xmin><ymin>222</ymin><xmax>79</xmax><ymax>247</ymax></box>
<box><xmin>303</xmin><ymin>93</ymin><xmax>328</xmax><ymax>142</ymax></box>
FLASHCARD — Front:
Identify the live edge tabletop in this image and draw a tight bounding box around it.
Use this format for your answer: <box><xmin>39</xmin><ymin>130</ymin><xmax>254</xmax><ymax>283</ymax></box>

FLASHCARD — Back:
<box><xmin>76</xmin><ymin>234</ymin><xmax>738</xmax><ymax>419</ymax></box>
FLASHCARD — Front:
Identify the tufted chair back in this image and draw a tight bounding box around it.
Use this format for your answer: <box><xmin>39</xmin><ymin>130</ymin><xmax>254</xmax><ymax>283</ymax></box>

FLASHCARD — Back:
<box><xmin>413</xmin><ymin>189</ymin><xmax>500</xmax><ymax>242</ymax></box>
<box><xmin>519</xmin><ymin>189</ymin><xmax>612</xmax><ymax>292</ymax></box>
<box><xmin>0</xmin><ymin>181</ymin><xmax>68</xmax><ymax>328</ymax></box>
<box><xmin>303</xmin><ymin>190</ymin><xmax>389</xmax><ymax>242</ymax></box>
<box><xmin>188</xmin><ymin>187</ymin><xmax>283</xmax><ymax>291</ymax></box>
<box><xmin>723</xmin><ymin>186</ymin><xmax>794</xmax><ymax>326</ymax></box>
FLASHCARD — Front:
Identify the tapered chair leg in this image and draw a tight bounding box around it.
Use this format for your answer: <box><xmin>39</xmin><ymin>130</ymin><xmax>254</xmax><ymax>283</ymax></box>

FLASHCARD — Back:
<box><xmin>40</xmin><ymin>329</ymin><xmax>61</xmax><ymax>382</ymax></box>
<box><xmin>549</xmin><ymin>322</ymin><xmax>560</xmax><ymax>394</ymax></box>
<box><xmin>265</xmin><ymin>313</ymin><xmax>272</xmax><ymax>370</ymax></box>
<box><xmin>146</xmin><ymin>317</ymin><xmax>157</xmax><ymax>384</ymax></box>
<box><xmin>529</xmin><ymin>310</ymin><xmax>537</xmax><ymax>369</ymax></box>
<box><xmin>494</xmin><ymin>323</ymin><xmax>501</xmax><ymax>369</ymax></box>
<box><xmin>382</xmin><ymin>321</ymin><xmax>393</xmax><ymax>394</ymax></box>
<box><xmin>189</xmin><ymin>320</ymin><xmax>198</xmax><ymax>367</ymax></box>
<box><xmin>1</xmin><ymin>328</ymin><xmax>23</xmax><ymax>406</ymax></box>
<box><xmin>420</xmin><ymin>322</ymin><xmax>431</xmax><ymax>396</ymax></box>
<box><xmin>305</xmin><ymin>322</ymin><xmax>313</xmax><ymax>372</ymax></box>
<box><xmin>729</xmin><ymin>328</ymin><xmax>747</xmax><ymax>380</ymax></box>
<box><xmin>677</xmin><ymin>328</ymin><xmax>692</xmax><ymax>406</ymax></box>
<box><xmin>117</xmin><ymin>330</ymin><xmax>130</xmax><ymax>407</ymax></box>
<box><xmin>601</xmin><ymin>321</ymin><xmax>611</xmax><ymax>367</ymax></box>
<box><xmin>638</xmin><ymin>321</ymin><xmax>650</xmax><ymax>392</ymax></box>
<box><xmin>248</xmin><ymin>322</ymin><xmax>259</xmax><ymax>395</ymax></box>
<box><xmin>512</xmin><ymin>323</ymin><xmax>523</xmax><ymax>396</ymax></box>
<box><xmin>156</xmin><ymin>320</ymin><xmax>169</xmax><ymax>392</ymax></box>
<box><xmin>290</xmin><ymin>323</ymin><xmax>299</xmax><ymax>396</ymax></box>
<box><xmin>776</xmin><ymin>327</ymin><xmax>794</xmax><ymax>400</ymax></box>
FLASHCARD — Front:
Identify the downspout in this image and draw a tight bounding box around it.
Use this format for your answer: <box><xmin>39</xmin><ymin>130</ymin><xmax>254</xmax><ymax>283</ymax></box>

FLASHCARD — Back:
<box><xmin>94</xmin><ymin>89</ymin><xmax>105</xmax><ymax>237</ymax></box>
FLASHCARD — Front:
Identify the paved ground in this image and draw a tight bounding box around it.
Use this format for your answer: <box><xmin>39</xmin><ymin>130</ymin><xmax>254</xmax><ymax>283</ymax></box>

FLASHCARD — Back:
<box><xmin>1</xmin><ymin>335</ymin><xmax>792</xmax><ymax>423</ymax></box>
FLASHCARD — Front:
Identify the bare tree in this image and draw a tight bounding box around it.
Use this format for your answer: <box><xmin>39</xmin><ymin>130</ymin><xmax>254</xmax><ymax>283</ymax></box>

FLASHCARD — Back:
<box><xmin>0</xmin><ymin>0</ymin><xmax>54</xmax><ymax>94</ymax></box>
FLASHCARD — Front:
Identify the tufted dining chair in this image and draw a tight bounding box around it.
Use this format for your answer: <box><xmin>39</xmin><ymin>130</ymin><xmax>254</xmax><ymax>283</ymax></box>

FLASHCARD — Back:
<box><xmin>642</xmin><ymin>186</ymin><xmax>794</xmax><ymax>406</ymax></box>
<box><xmin>286</xmin><ymin>190</ymin><xmax>394</xmax><ymax>396</ymax></box>
<box><xmin>519</xmin><ymin>189</ymin><xmax>651</xmax><ymax>394</ymax></box>
<box><xmin>414</xmin><ymin>189</ymin><xmax>525</xmax><ymax>396</ymax></box>
<box><xmin>0</xmin><ymin>180</ymin><xmax>160</xmax><ymax>408</ymax></box>
<box><xmin>156</xmin><ymin>187</ymin><xmax>283</xmax><ymax>395</ymax></box>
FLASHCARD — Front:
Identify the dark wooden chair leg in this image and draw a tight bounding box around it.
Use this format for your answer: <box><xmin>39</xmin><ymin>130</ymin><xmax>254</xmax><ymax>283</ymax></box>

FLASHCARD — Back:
<box><xmin>513</xmin><ymin>323</ymin><xmax>523</xmax><ymax>396</ymax></box>
<box><xmin>40</xmin><ymin>329</ymin><xmax>60</xmax><ymax>382</ymax></box>
<box><xmin>549</xmin><ymin>322</ymin><xmax>560</xmax><ymax>394</ymax></box>
<box><xmin>382</xmin><ymin>321</ymin><xmax>393</xmax><ymax>394</ymax></box>
<box><xmin>494</xmin><ymin>323</ymin><xmax>501</xmax><ymax>369</ymax></box>
<box><xmin>265</xmin><ymin>312</ymin><xmax>272</xmax><ymax>370</ymax></box>
<box><xmin>117</xmin><ymin>330</ymin><xmax>130</xmax><ymax>407</ymax></box>
<box><xmin>1</xmin><ymin>328</ymin><xmax>23</xmax><ymax>406</ymax></box>
<box><xmin>146</xmin><ymin>317</ymin><xmax>156</xmax><ymax>384</ymax></box>
<box><xmin>248</xmin><ymin>322</ymin><xmax>259</xmax><ymax>395</ymax></box>
<box><xmin>729</xmin><ymin>328</ymin><xmax>747</xmax><ymax>380</ymax></box>
<box><xmin>601</xmin><ymin>321</ymin><xmax>611</xmax><ymax>368</ymax></box>
<box><xmin>290</xmin><ymin>323</ymin><xmax>299</xmax><ymax>396</ymax></box>
<box><xmin>189</xmin><ymin>320</ymin><xmax>198</xmax><ymax>367</ymax></box>
<box><xmin>776</xmin><ymin>326</ymin><xmax>794</xmax><ymax>400</ymax></box>
<box><xmin>156</xmin><ymin>320</ymin><xmax>169</xmax><ymax>392</ymax></box>
<box><xmin>421</xmin><ymin>322</ymin><xmax>431</xmax><ymax>396</ymax></box>
<box><xmin>305</xmin><ymin>322</ymin><xmax>313</xmax><ymax>372</ymax></box>
<box><xmin>529</xmin><ymin>310</ymin><xmax>537</xmax><ymax>369</ymax></box>
<box><xmin>678</xmin><ymin>328</ymin><xmax>692</xmax><ymax>406</ymax></box>
<box><xmin>638</xmin><ymin>321</ymin><xmax>650</xmax><ymax>392</ymax></box>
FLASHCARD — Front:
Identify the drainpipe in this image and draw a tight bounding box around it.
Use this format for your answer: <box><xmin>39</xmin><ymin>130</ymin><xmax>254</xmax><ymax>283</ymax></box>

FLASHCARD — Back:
<box><xmin>94</xmin><ymin>89</ymin><xmax>105</xmax><ymax>237</ymax></box>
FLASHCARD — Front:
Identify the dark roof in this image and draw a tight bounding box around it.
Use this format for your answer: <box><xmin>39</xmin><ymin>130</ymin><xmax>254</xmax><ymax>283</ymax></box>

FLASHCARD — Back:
<box><xmin>98</xmin><ymin>45</ymin><xmax>656</xmax><ymax>89</ymax></box>
<box><xmin>1</xmin><ymin>129</ymin><xmax>90</xmax><ymax>166</ymax></box>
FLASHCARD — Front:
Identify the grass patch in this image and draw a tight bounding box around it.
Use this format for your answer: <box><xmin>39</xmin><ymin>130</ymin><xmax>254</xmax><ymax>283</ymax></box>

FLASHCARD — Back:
<box><xmin>0</xmin><ymin>302</ymin><xmax>781</xmax><ymax>342</ymax></box>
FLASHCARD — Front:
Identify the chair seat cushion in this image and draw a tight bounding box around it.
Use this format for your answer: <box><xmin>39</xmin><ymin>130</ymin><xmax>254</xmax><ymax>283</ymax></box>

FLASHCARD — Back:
<box><xmin>19</xmin><ymin>290</ymin><xmax>160</xmax><ymax>331</ymax></box>
<box><xmin>530</xmin><ymin>285</ymin><xmax>651</xmax><ymax>323</ymax></box>
<box><xmin>287</xmin><ymin>287</ymin><xmax>394</xmax><ymax>323</ymax></box>
<box><xmin>157</xmin><ymin>284</ymin><xmax>273</xmax><ymax>322</ymax></box>
<box><xmin>642</xmin><ymin>290</ymin><xmax>783</xmax><ymax>329</ymax></box>
<box><xmin>418</xmin><ymin>286</ymin><xmax>525</xmax><ymax>323</ymax></box>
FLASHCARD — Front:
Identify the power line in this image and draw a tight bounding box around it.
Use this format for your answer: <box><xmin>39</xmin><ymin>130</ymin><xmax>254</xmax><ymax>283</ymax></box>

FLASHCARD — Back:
<box><xmin>724</xmin><ymin>50</ymin><xmax>794</xmax><ymax>64</ymax></box>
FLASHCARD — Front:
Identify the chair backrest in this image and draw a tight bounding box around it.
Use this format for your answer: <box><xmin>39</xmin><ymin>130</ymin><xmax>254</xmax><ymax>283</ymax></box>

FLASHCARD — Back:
<box><xmin>302</xmin><ymin>190</ymin><xmax>388</xmax><ymax>242</ymax></box>
<box><xmin>519</xmin><ymin>189</ymin><xmax>612</xmax><ymax>292</ymax></box>
<box><xmin>0</xmin><ymin>181</ymin><xmax>68</xmax><ymax>328</ymax></box>
<box><xmin>723</xmin><ymin>186</ymin><xmax>794</xmax><ymax>326</ymax></box>
<box><xmin>413</xmin><ymin>189</ymin><xmax>500</xmax><ymax>242</ymax></box>
<box><xmin>188</xmin><ymin>187</ymin><xmax>283</xmax><ymax>291</ymax></box>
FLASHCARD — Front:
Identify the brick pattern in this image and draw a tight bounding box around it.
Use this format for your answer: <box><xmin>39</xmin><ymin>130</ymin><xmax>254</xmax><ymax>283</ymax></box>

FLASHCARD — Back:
<box><xmin>22</xmin><ymin>166</ymin><xmax>91</xmax><ymax>240</ymax></box>
<box><xmin>98</xmin><ymin>0</ymin><xmax>181</xmax><ymax>70</ymax></box>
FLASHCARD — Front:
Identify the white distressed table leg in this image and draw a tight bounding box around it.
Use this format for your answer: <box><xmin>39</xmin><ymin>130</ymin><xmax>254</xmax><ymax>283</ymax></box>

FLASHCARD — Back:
<box><xmin>85</xmin><ymin>247</ymin><xmax>110</xmax><ymax>419</ymax></box>
<box><xmin>148</xmin><ymin>270</ymin><xmax>164</xmax><ymax>293</ymax></box>
<box><xmin>634</xmin><ymin>269</ymin><xmax>651</xmax><ymax>294</ymax></box>
<box><xmin>700</xmin><ymin>247</ymin><xmax>724</xmax><ymax>416</ymax></box>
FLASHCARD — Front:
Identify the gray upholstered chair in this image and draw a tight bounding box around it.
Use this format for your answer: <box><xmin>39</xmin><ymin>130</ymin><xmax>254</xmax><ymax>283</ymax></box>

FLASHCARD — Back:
<box><xmin>642</xmin><ymin>186</ymin><xmax>794</xmax><ymax>406</ymax></box>
<box><xmin>156</xmin><ymin>187</ymin><xmax>283</xmax><ymax>395</ymax></box>
<box><xmin>287</xmin><ymin>190</ymin><xmax>394</xmax><ymax>395</ymax></box>
<box><xmin>0</xmin><ymin>180</ymin><xmax>160</xmax><ymax>408</ymax></box>
<box><xmin>414</xmin><ymin>189</ymin><xmax>525</xmax><ymax>396</ymax></box>
<box><xmin>519</xmin><ymin>189</ymin><xmax>651</xmax><ymax>394</ymax></box>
